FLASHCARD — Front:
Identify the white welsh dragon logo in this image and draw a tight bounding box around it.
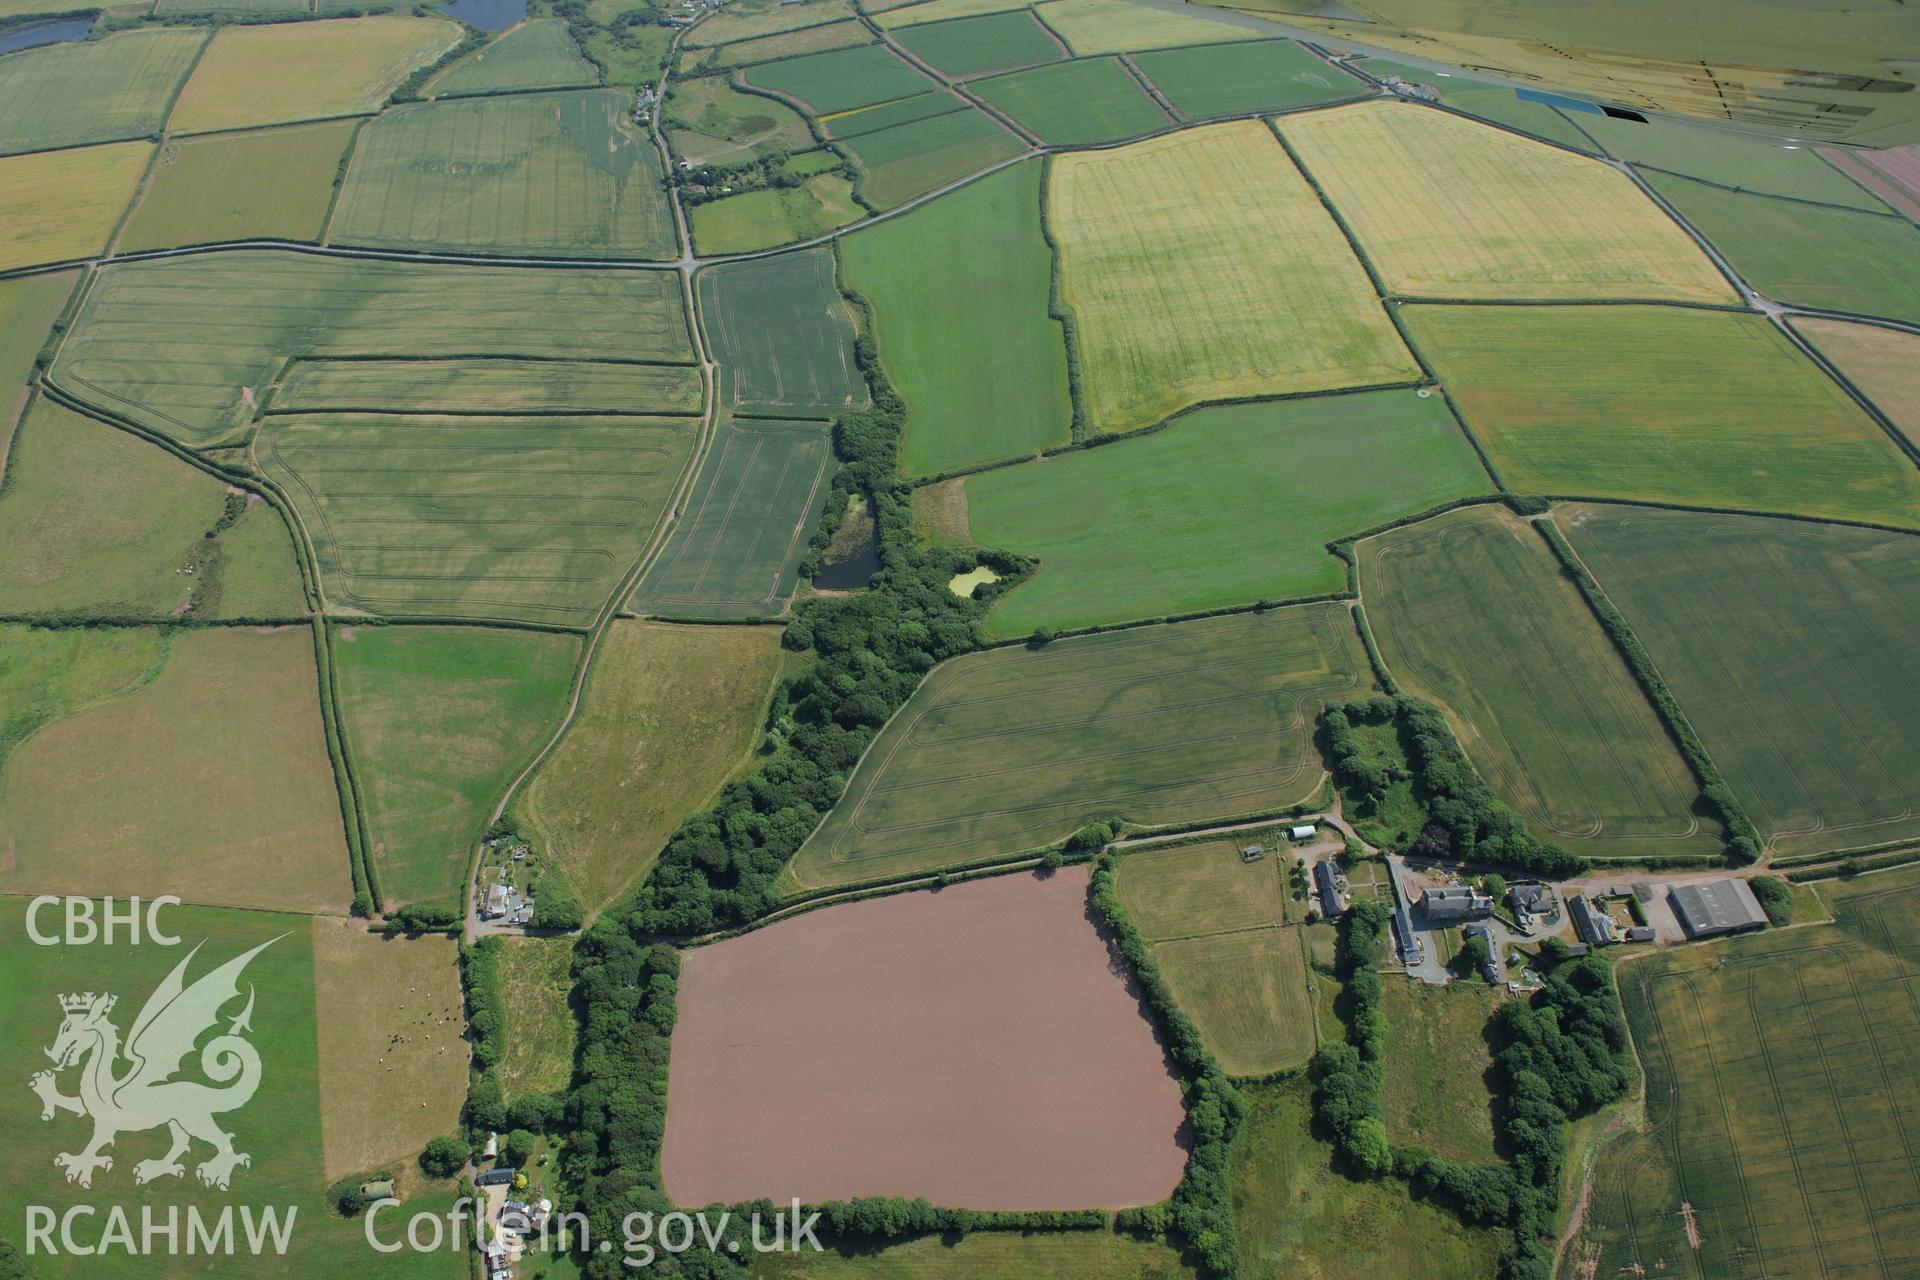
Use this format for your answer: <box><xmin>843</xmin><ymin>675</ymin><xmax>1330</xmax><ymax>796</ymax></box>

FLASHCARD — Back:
<box><xmin>28</xmin><ymin>937</ymin><xmax>282</xmax><ymax>1191</ymax></box>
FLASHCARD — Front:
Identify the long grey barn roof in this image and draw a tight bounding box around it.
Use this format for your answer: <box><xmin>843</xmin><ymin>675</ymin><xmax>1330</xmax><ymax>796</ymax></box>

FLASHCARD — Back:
<box><xmin>1670</xmin><ymin>879</ymin><xmax>1768</xmax><ymax>935</ymax></box>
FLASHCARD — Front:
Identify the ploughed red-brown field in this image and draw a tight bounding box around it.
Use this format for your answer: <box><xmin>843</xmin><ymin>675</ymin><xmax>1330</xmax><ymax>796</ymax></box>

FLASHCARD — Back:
<box><xmin>661</xmin><ymin>868</ymin><xmax>1189</xmax><ymax>1210</ymax></box>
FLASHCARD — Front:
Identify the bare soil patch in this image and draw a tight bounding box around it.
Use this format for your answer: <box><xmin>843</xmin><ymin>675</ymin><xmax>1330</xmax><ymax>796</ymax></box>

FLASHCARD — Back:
<box><xmin>662</xmin><ymin>868</ymin><xmax>1187</xmax><ymax>1209</ymax></box>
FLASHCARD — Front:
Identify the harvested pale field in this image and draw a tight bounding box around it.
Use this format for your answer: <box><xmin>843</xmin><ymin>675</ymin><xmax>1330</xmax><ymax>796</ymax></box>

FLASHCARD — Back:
<box><xmin>1793</xmin><ymin>316</ymin><xmax>1920</xmax><ymax>448</ymax></box>
<box><xmin>311</xmin><ymin>916</ymin><xmax>467</xmax><ymax>1179</ymax></box>
<box><xmin>168</xmin><ymin>16</ymin><xmax>459</xmax><ymax>135</ymax></box>
<box><xmin>0</xmin><ymin>142</ymin><xmax>151</xmax><ymax>272</ymax></box>
<box><xmin>118</xmin><ymin>121</ymin><xmax>356</xmax><ymax>252</ymax></box>
<box><xmin>1033</xmin><ymin>0</ymin><xmax>1250</xmax><ymax>54</ymax></box>
<box><xmin>1051</xmin><ymin>121</ymin><xmax>1414</xmax><ymax>434</ymax></box>
<box><xmin>663</xmin><ymin>869</ymin><xmax>1187</xmax><ymax>1209</ymax></box>
<box><xmin>873</xmin><ymin>0</ymin><xmax>1030</xmax><ymax>26</ymax></box>
<box><xmin>495</xmin><ymin>935</ymin><xmax>577</xmax><ymax>1100</ymax></box>
<box><xmin>1279</xmin><ymin>102</ymin><xmax>1734</xmax><ymax>302</ymax></box>
<box><xmin>0</xmin><ymin>627</ymin><xmax>351</xmax><ymax>914</ymax></box>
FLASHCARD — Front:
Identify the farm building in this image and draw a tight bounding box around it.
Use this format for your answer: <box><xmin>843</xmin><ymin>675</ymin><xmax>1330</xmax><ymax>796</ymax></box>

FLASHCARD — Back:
<box><xmin>1241</xmin><ymin>844</ymin><xmax>1265</xmax><ymax>862</ymax></box>
<box><xmin>475</xmin><ymin>1167</ymin><xmax>517</xmax><ymax>1187</ymax></box>
<box><xmin>1465</xmin><ymin>922</ymin><xmax>1500</xmax><ymax>982</ymax></box>
<box><xmin>1422</xmin><ymin>884</ymin><xmax>1492</xmax><ymax>922</ymax></box>
<box><xmin>1669</xmin><ymin>879</ymin><xmax>1769</xmax><ymax>938</ymax></box>
<box><xmin>1624</xmin><ymin>925</ymin><xmax>1656</xmax><ymax>943</ymax></box>
<box><xmin>1289</xmin><ymin>824</ymin><xmax>1316</xmax><ymax>840</ymax></box>
<box><xmin>1509</xmin><ymin>883</ymin><xmax>1554</xmax><ymax>915</ymax></box>
<box><xmin>1568</xmin><ymin>894</ymin><xmax>1616</xmax><ymax>946</ymax></box>
<box><xmin>1392</xmin><ymin>905</ymin><xmax>1422</xmax><ymax>965</ymax></box>
<box><xmin>1313</xmin><ymin>859</ymin><xmax>1346</xmax><ymax>917</ymax></box>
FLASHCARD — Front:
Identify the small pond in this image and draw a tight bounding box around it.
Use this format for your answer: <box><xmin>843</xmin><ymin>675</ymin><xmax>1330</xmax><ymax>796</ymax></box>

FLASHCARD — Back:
<box><xmin>814</xmin><ymin>522</ymin><xmax>879</xmax><ymax>590</ymax></box>
<box><xmin>947</xmin><ymin>565</ymin><xmax>1001</xmax><ymax>598</ymax></box>
<box><xmin>439</xmin><ymin>0</ymin><xmax>525</xmax><ymax>30</ymax></box>
<box><xmin>0</xmin><ymin>18</ymin><xmax>93</xmax><ymax>55</ymax></box>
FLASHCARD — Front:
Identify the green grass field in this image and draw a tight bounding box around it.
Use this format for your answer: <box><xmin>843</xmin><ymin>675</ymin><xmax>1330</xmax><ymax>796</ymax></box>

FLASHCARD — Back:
<box><xmin>752</xmin><ymin>1230</ymin><xmax>1194</xmax><ymax>1278</ymax></box>
<box><xmin>1569</xmin><ymin>867</ymin><xmax>1920</xmax><ymax>1279</ymax></box>
<box><xmin>743</xmin><ymin>43</ymin><xmax>933</xmax><ymax>115</ymax></box>
<box><xmin>1034</xmin><ymin>0</ymin><xmax>1249</xmax><ymax>54</ymax></box>
<box><xmin>1349</xmin><ymin>58</ymin><xmax>1599</xmax><ymax>152</ymax></box>
<box><xmin>825</xmin><ymin>90</ymin><xmax>972</xmax><ymax>139</ymax></box>
<box><xmin>688</xmin><ymin>172</ymin><xmax>861</xmax><ymax>253</ymax></box>
<box><xmin>429</xmin><ymin>18</ymin><xmax>598</xmax><ymax>96</ymax></box>
<box><xmin>260</xmin><ymin>411</ymin><xmax>694</xmax><ymax>626</ymax></box>
<box><xmin>0</xmin><ymin>28</ymin><xmax>203</xmax><ymax>156</ymax></box>
<box><xmin>275</xmin><ymin>357</ymin><xmax>702</xmax><ymax>416</ymax></box>
<box><xmin>514</xmin><ymin>620</ymin><xmax>785</xmax><ymax>912</ymax></box>
<box><xmin>334</xmin><ymin>625</ymin><xmax>577</xmax><ymax>912</ymax></box>
<box><xmin>1051</xmin><ymin>121</ymin><xmax>1416</xmax><ymax>434</ymax></box>
<box><xmin>841</xmin><ymin>104</ymin><xmax>1025</xmax><ymax>208</ymax></box>
<box><xmin>1361</xmin><ymin>504</ymin><xmax>1717</xmax><ymax>858</ymax></box>
<box><xmin>962</xmin><ymin>389</ymin><xmax>1491</xmax><ymax>635</ymax></box>
<box><xmin>687</xmin><ymin>0</ymin><xmax>858</xmax><ymax>47</ymax></box>
<box><xmin>1793</xmin><ymin>317</ymin><xmax>1920</xmax><ymax>448</ymax></box>
<box><xmin>893</xmin><ymin>10</ymin><xmax>1064</xmax><ymax>77</ymax></box>
<box><xmin>1134</xmin><ymin>40</ymin><xmax>1364</xmax><ymax>119</ymax></box>
<box><xmin>1379</xmin><ymin>979</ymin><xmax>1499</xmax><ymax>1163</ymax></box>
<box><xmin>0</xmin><ymin>399</ymin><xmax>302</xmax><ymax>618</ymax></box>
<box><xmin>628</xmin><ymin>418</ymin><xmax>835</xmax><ymax>617</ymax></box>
<box><xmin>1116</xmin><ymin>840</ymin><xmax>1289</xmax><ymax>941</ymax></box>
<box><xmin>495</xmin><ymin>934</ymin><xmax>578</xmax><ymax>1101</ymax></box>
<box><xmin>972</xmin><ymin>57</ymin><xmax>1170</xmax><ymax>145</ymax></box>
<box><xmin>1280</xmin><ymin>102</ymin><xmax>1733</xmax><ymax>302</ymax></box>
<box><xmin>0</xmin><ymin>141</ymin><xmax>152</xmax><ymax>272</ymax></box>
<box><xmin>0</xmin><ymin>899</ymin><xmax>464</xmax><ymax>1280</ymax></box>
<box><xmin>330</xmin><ymin>90</ymin><xmax>676</xmax><ymax>258</ymax></box>
<box><xmin>1403</xmin><ymin>305</ymin><xmax>1920</xmax><ymax>528</ymax></box>
<box><xmin>0</xmin><ymin>270</ymin><xmax>76</xmax><ymax>439</ymax></box>
<box><xmin>700</xmin><ymin>248</ymin><xmax>866</xmax><ymax>413</ymax></box>
<box><xmin>704</xmin><ymin>20</ymin><xmax>873</xmax><ymax>68</ymax></box>
<box><xmin>0</xmin><ymin>624</ymin><xmax>166</xmax><ymax>788</ymax></box>
<box><xmin>0</xmin><ymin>626</ymin><xmax>351</xmax><ymax>914</ymax></box>
<box><xmin>118</xmin><ymin>121</ymin><xmax>356</xmax><ymax>253</ymax></box>
<box><xmin>167</xmin><ymin>16</ymin><xmax>458</xmax><ymax>136</ymax></box>
<box><xmin>54</xmin><ymin>251</ymin><xmax>692</xmax><ymax>444</ymax></box>
<box><xmin>1647</xmin><ymin>170</ymin><xmax>1920</xmax><ymax>324</ymax></box>
<box><xmin>1560</xmin><ymin>504</ymin><xmax>1920</xmax><ymax>857</ymax></box>
<box><xmin>843</xmin><ymin>159</ymin><xmax>1070</xmax><ymax>476</ymax></box>
<box><xmin>666</xmin><ymin>74</ymin><xmax>814</xmax><ymax>165</ymax></box>
<box><xmin>1575</xmin><ymin>113</ymin><xmax>1890</xmax><ymax>211</ymax></box>
<box><xmin>1234</xmin><ymin>1076</ymin><xmax>1505</xmax><ymax>1280</ymax></box>
<box><xmin>787</xmin><ymin>604</ymin><xmax>1373</xmax><ymax>891</ymax></box>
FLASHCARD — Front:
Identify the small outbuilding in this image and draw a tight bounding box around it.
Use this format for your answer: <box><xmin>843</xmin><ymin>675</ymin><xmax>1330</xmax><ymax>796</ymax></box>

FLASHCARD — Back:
<box><xmin>1289</xmin><ymin>824</ymin><xmax>1316</xmax><ymax>841</ymax></box>
<box><xmin>1241</xmin><ymin>844</ymin><xmax>1265</xmax><ymax>863</ymax></box>
<box><xmin>1392</xmin><ymin>906</ymin><xmax>1422</xmax><ymax>965</ymax></box>
<box><xmin>1669</xmin><ymin>879</ymin><xmax>1769</xmax><ymax>938</ymax></box>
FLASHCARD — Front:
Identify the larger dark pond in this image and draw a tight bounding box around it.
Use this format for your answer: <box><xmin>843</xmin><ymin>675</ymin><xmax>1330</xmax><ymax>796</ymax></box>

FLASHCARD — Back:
<box><xmin>439</xmin><ymin>0</ymin><xmax>525</xmax><ymax>30</ymax></box>
<box><xmin>0</xmin><ymin>18</ymin><xmax>92</xmax><ymax>55</ymax></box>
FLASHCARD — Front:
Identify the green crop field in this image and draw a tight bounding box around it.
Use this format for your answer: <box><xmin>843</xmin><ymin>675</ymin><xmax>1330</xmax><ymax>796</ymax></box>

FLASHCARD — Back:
<box><xmin>0</xmin><ymin>270</ymin><xmax>75</xmax><ymax>438</ymax></box>
<box><xmin>1380</xmin><ymin>980</ymin><xmax>1500</xmax><ymax>1164</ymax></box>
<box><xmin>972</xmin><ymin>57</ymin><xmax>1170</xmax><ymax>145</ymax></box>
<box><xmin>961</xmin><ymin>389</ymin><xmax>1491</xmax><ymax>635</ymax></box>
<box><xmin>275</xmin><ymin>357</ymin><xmax>702</xmax><ymax>416</ymax></box>
<box><xmin>687</xmin><ymin>0</ymin><xmax>858</xmax><ymax>47</ymax></box>
<box><xmin>751</xmin><ymin>1230</ymin><xmax>1195</xmax><ymax>1278</ymax></box>
<box><xmin>1281</xmin><ymin>102</ymin><xmax>1734</xmax><ymax>302</ymax></box>
<box><xmin>1349</xmin><ymin>58</ymin><xmax>1599</xmax><ymax>152</ymax></box>
<box><xmin>1034</xmin><ymin>0</ymin><xmax>1249</xmax><ymax>54</ymax></box>
<box><xmin>1360</xmin><ymin>504</ymin><xmax>1717</xmax><ymax>858</ymax></box>
<box><xmin>0</xmin><ymin>899</ymin><xmax>465</xmax><ymax>1280</ymax></box>
<box><xmin>1647</xmin><ymin>170</ymin><xmax>1920</xmax><ymax>325</ymax></box>
<box><xmin>1403</xmin><ymin>305</ymin><xmax>1920</xmax><ymax>528</ymax></box>
<box><xmin>0</xmin><ymin>28</ymin><xmax>202</xmax><ymax>156</ymax></box>
<box><xmin>628</xmin><ymin>419</ymin><xmax>835</xmax><ymax>618</ymax></box>
<box><xmin>1569</xmin><ymin>867</ymin><xmax>1920</xmax><ymax>1280</ymax></box>
<box><xmin>0</xmin><ymin>141</ymin><xmax>151</xmax><ymax>272</ymax></box>
<box><xmin>842</xmin><ymin>159</ymin><xmax>1070</xmax><ymax>476</ymax></box>
<box><xmin>688</xmin><ymin>172</ymin><xmax>861</xmax><ymax>253</ymax></box>
<box><xmin>841</xmin><ymin>104</ymin><xmax>1025</xmax><ymax>208</ymax></box>
<box><xmin>787</xmin><ymin>604</ymin><xmax>1374</xmax><ymax>891</ymax></box>
<box><xmin>0</xmin><ymin>626</ymin><xmax>351</xmax><ymax>914</ymax></box>
<box><xmin>1234</xmin><ymin>1077</ymin><xmax>1504</xmax><ymax>1280</ymax></box>
<box><xmin>330</xmin><ymin>90</ymin><xmax>677</xmax><ymax>258</ymax></box>
<box><xmin>824</xmin><ymin>89</ymin><xmax>966</xmax><ymax>137</ymax></box>
<box><xmin>1051</xmin><ymin>121</ymin><xmax>1416</xmax><ymax>434</ymax></box>
<box><xmin>259</xmin><ymin>411</ymin><xmax>694</xmax><ymax>626</ymax></box>
<box><xmin>119</xmin><ymin>122</ymin><xmax>354</xmax><ymax>253</ymax></box>
<box><xmin>168</xmin><ymin>16</ymin><xmax>459</xmax><ymax>136</ymax></box>
<box><xmin>1560</xmin><ymin>504</ymin><xmax>1920</xmax><ymax>857</ymax></box>
<box><xmin>429</xmin><ymin>18</ymin><xmax>598</xmax><ymax>96</ymax></box>
<box><xmin>703</xmin><ymin>20</ymin><xmax>872</xmax><ymax>68</ymax></box>
<box><xmin>666</xmin><ymin>74</ymin><xmax>814</xmax><ymax>165</ymax></box>
<box><xmin>1793</xmin><ymin>317</ymin><xmax>1920</xmax><ymax>447</ymax></box>
<box><xmin>742</xmin><ymin>43</ymin><xmax>933</xmax><ymax>116</ymax></box>
<box><xmin>1133</xmin><ymin>40</ymin><xmax>1364</xmax><ymax>119</ymax></box>
<box><xmin>1575</xmin><ymin>113</ymin><xmax>1890</xmax><ymax>211</ymax></box>
<box><xmin>334</xmin><ymin>625</ymin><xmax>577</xmax><ymax>912</ymax></box>
<box><xmin>0</xmin><ymin>399</ymin><xmax>301</xmax><ymax>619</ymax></box>
<box><xmin>495</xmin><ymin>934</ymin><xmax>578</xmax><ymax>1100</ymax></box>
<box><xmin>53</xmin><ymin>251</ymin><xmax>692</xmax><ymax>444</ymax></box>
<box><xmin>893</xmin><ymin>10</ymin><xmax>1065</xmax><ymax>77</ymax></box>
<box><xmin>514</xmin><ymin>620</ymin><xmax>785</xmax><ymax>912</ymax></box>
<box><xmin>699</xmin><ymin>248</ymin><xmax>866</xmax><ymax>413</ymax></box>
<box><xmin>153</xmin><ymin>0</ymin><xmax>304</xmax><ymax>13</ymax></box>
